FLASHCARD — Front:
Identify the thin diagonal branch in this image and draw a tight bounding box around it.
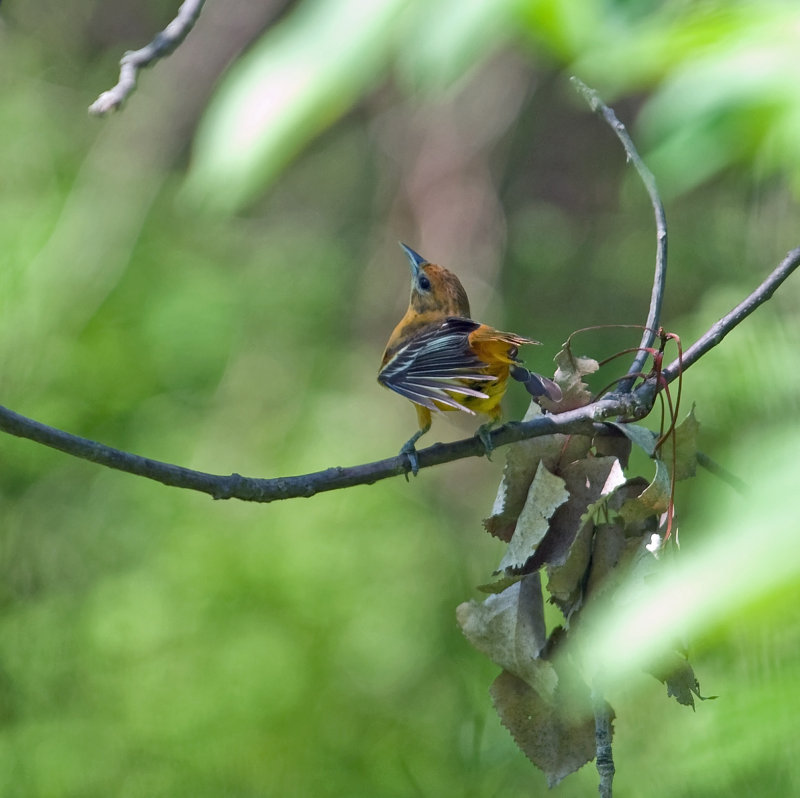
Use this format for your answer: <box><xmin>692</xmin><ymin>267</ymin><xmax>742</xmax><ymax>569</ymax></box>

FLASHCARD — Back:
<box><xmin>570</xmin><ymin>78</ymin><xmax>668</xmax><ymax>390</ymax></box>
<box><xmin>662</xmin><ymin>246</ymin><xmax>800</xmax><ymax>382</ymax></box>
<box><xmin>0</xmin><ymin>245</ymin><xmax>797</xmax><ymax>502</ymax></box>
<box><xmin>89</xmin><ymin>0</ymin><xmax>206</xmax><ymax>116</ymax></box>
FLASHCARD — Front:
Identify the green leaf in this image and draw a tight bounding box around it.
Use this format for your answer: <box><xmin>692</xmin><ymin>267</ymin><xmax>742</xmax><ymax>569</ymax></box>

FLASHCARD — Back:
<box><xmin>395</xmin><ymin>0</ymin><xmax>519</xmax><ymax>93</ymax></box>
<box><xmin>476</xmin><ymin>574</ymin><xmax>525</xmax><ymax>594</ymax></box>
<box><xmin>667</xmin><ymin>405</ymin><xmax>700</xmax><ymax>481</ymax></box>
<box><xmin>608</xmin><ymin>421</ymin><xmax>659</xmax><ymax>457</ymax></box>
<box><xmin>647</xmin><ymin>651</ymin><xmax>717</xmax><ymax>709</ymax></box>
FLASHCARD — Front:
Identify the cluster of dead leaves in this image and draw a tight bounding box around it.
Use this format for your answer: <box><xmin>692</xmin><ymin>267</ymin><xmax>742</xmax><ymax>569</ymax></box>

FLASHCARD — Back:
<box><xmin>456</xmin><ymin>346</ymin><xmax>710</xmax><ymax>786</ymax></box>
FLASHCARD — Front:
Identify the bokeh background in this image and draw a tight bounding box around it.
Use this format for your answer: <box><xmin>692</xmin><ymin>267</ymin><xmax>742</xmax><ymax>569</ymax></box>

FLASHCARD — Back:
<box><xmin>1</xmin><ymin>0</ymin><xmax>800</xmax><ymax>795</ymax></box>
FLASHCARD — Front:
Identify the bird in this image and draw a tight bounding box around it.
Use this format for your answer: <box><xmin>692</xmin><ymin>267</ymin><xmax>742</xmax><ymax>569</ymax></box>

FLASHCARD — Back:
<box><xmin>378</xmin><ymin>243</ymin><xmax>559</xmax><ymax>474</ymax></box>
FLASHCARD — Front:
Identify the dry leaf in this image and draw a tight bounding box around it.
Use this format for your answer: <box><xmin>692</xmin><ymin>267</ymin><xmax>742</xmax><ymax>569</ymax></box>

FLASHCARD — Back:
<box><xmin>476</xmin><ymin>574</ymin><xmax>525</xmax><ymax>594</ymax></box>
<box><xmin>490</xmin><ymin>668</ymin><xmax>597</xmax><ymax>787</ymax></box>
<box><xmin>457</xmin><ymin>573</ymin><xmax>556</xmax><ymax>697</ymax></box>
<box><xmin>484</xmin><ymin>404</ymin><xmax>571</xmax><ymax>542</ymax></box>
<box><xmin>619</xmin><ymin>459</ymin><xmax>671</xmax><ymax>524</ymax></box>
<box><xmin>594</xmin><ymin>431</ymin><xmax>632</xmax><ymax>469</ymax></box>
<box><xmin>497</xmin><ymin>466</ymin><xmax>569</xmax><ymax>572</ymax></box>
<box><xmin>584</xmin><ymin>521</ymin><xmax>632</xmax><ymax>599</ymax></box>
<box><xmin>526</xmin><ymin>456</ymin><xmax>621</xmax><ymax>573</ymax></box>
<box><xmin>539</xmin><ymin>344</ymin><xmax>600</xmax><ymax>413</ymax></box>
<box><xmin>546</xmin><ymin>459</ymin><xmax>628</xmax><ymax>616</ymax></box>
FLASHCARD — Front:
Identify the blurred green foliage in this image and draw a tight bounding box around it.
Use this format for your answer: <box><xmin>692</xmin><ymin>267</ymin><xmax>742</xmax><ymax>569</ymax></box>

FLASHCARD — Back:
<box><xmin>0</xmin><ymin>0</ymin><xmax>799</xmax><ymax>794</ymax></box>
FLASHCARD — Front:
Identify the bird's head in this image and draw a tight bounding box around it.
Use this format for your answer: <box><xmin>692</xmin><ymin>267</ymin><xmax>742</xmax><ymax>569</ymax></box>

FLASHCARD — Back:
<box><xmin>400</xmin><ymin>243</ymin><xmax>471</xmax><ymax>318</ymax></box>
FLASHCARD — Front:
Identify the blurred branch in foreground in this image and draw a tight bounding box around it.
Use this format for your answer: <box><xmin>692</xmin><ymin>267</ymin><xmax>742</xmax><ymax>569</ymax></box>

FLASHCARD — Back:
<box><xmin>89</xmin><ymin>0</ymin><xmax>206</xmax><ymax>116</ymax></box>
<box><xmin>0</xmin><ymin>245</ymin><xmax>797</xmax><ymax>501</ymax></box>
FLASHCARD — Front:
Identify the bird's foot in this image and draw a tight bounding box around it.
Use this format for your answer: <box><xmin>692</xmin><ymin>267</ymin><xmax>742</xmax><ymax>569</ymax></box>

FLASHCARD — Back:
<box><xmin>400</xmin><ymin>440</ymin><xmax>421</xmax><ymax>478</ymax></box>
<box><xmin>399</xmin><ymin>426</ymin><xmax>429</xmax><ymax>478</ymax></box>
<box><xmin>475</xmin><ymin>421</ymin><xmax>497</xmax><ymax>460</ymax></box>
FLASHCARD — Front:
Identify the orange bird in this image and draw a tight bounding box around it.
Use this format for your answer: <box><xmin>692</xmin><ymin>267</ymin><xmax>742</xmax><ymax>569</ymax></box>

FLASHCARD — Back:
<box><xmin>378</xmin><ymin>244</ymin><xmax>558</xmax><ymax>473</ymax></box>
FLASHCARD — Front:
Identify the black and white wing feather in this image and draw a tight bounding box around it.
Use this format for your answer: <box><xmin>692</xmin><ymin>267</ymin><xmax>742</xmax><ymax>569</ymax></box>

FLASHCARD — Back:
<box><xmin>378</xmin><ymin>317</ymin><xmax>495</xmax><ymax>413</ymax></box>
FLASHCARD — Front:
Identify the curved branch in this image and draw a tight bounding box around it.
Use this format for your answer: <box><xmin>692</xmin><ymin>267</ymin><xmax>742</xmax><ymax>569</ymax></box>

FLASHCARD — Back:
<box><xmin>0</xmin><ymin>241</ymin><xmax>796</xmax><ymax>502</ymax></box>
<box><xmin>570</xmin><ymin>78</ymin><xmax>668</xmax><ymax>390</ymax></box>
<box><xmin>0</xmin><ymin>402</ymin><xmax>611</xmax><ymax>503</ymax></box>
<box><xmin>89</xmin><ymin>0</ymin><xmax>206</xmax><ymax>116</ymax></box>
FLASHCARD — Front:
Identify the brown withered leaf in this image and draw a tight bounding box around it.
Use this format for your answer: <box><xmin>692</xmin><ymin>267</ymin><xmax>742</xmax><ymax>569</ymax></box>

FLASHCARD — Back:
<box><xmin>560</xmin><ymin>481</ymin><xmax>662</xmax><ymax>622</ymax></box>
<box><xmin>484</xmin><ymin>403</ymin><xmax>591</xmax><ymax>542</ymax></box>
<box><xmin>593</xmin><ymin>431</ymin><xmax>632</xmax><ymax>469</ymax></box>
<box><xmin>538</xmin><ymin>344</ymin><xmax>600</xmax><ymax>413</ymax></box>
<box><xmin>497</xmin><ymin>466</ymin><xmax>569</xmax><ymax>572</ymax></box>
<box><xmin>545</xmin><ymin>519</ymin><xmax>594</xmax><ymax>618</ymax></box>
<box><xmin>525</xmin><ymin>456</ymin><xmax>621</xmax><ymax>574</ymax></box>
<box><xmin>490</xmin><ymin>668</ymin><xmax>598</xmax><ymax>787</ymax></box>
<box><xmin>457</xmin><ymin>573</ymin><xmax>556</xmax><ymax>698</ymax></box>
<box><xmin>546</xmin><ymin>459</ymin><xmax>628</xmax><ymax>617</ymax></box>
<box><xmin>584</xmin><ymin>521</ymin><xmax>633</xmax><ymax>599</ymax></box>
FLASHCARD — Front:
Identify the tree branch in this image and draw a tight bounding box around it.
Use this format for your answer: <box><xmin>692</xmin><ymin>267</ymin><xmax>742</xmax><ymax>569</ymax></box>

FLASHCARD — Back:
<box><xmin>0</xmin><ymin>240</ymin><xmax>798</xmax><ymax>503</ymax></box>
<box><xmin>593</xmin><ymin>685</ymin><xmax>615</xmax><ymax>798</ymax></box>
<box><xmin>0</xmin><ymin>402</ymin><xmax>609</xmax><ymax>503</ymax></box>
<box><xmin>662</xmin><ymin>245</ymin><xmax>800</xmax><ymax>381</ymax></box>
<box><xmin>570</xmin><ymin>77</ymin><xmax>668</xmax><ymax>390</ymax></box>
<box><xmin>88</xmin><ymin>0</ymin><xmax>206</xmax><ymax>116</ymax></box>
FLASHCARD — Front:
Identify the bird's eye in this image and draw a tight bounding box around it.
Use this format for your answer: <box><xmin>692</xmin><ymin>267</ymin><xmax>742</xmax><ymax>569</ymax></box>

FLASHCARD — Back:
<box><xmin>418</xmin><ymin>275</ymin><xmax>431</xmax><ymax>291</ymax></box>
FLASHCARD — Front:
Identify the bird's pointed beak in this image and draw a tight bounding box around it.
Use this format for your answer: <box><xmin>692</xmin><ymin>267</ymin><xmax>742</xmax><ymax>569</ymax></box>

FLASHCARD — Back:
<box><xmin>399</xmin><ymin>242</ymin><xmax>427</xmax><ymax>277</ymax></box>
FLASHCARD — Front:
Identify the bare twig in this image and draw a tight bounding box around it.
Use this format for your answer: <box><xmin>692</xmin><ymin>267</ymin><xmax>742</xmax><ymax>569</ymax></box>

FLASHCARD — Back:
<box><xmin>570</xmin><ymin>77</ymin><xmax>668</xmax><ymax>390</ymax></box>
<box><xmin>663</xmin><ymin>246</ymin><xmax>800</xmax><ymax>381</ymax></box>
<box><xmin>89</xmin><ymin>0</ymin><xmax>206</xmax><ymax>116</ymax></box>
<box><xmin>696</xmin><ymin>452</ymin><xmax>748</xmax><ymax>495</ymax></box>
<box><xmin>0</xmin><ymin>244</ymin><xmax>797</xmax><ymax>501</ymax></box>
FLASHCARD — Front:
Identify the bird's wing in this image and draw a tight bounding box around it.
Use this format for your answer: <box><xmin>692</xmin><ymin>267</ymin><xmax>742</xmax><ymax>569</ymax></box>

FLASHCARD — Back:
<box><xmin>378</xmin><ymin>318</ymin><xmax>496</xmax><ymax>412</ymax></box>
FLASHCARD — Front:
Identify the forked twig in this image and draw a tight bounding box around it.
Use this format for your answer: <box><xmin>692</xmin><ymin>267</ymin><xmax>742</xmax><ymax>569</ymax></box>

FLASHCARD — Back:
<box><xmin>89</xmin><ymin>0</ymin><xmax>206</xmax><ymax>115</ymax></box>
